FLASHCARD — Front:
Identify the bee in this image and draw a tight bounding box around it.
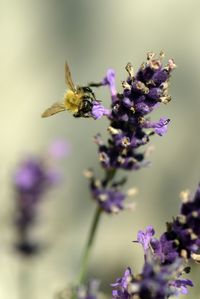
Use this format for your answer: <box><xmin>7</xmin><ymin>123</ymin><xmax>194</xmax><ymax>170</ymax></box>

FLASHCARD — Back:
<box><xmin>41</xmin><ymin>63</ymin><xmax>96</xmax><ymax>118</ymax></box>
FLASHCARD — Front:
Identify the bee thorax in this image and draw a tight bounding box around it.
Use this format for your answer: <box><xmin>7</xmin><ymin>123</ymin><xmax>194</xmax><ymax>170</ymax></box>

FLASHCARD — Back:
<box><xmin>64</xmin><ymin>90</ymin><xmax>82</xmax><ymax>113</ymax></box>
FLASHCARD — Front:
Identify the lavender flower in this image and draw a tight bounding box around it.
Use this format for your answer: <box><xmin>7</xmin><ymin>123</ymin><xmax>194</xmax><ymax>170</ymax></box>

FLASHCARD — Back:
<box><xmin>142</xmin><ymin>117</ymin><xmax>170</xmax><ymax>136</ymax></box>
<box><xmin>95</xmin><ymin>52</ymin><xmax>175</xmax><ymax>170</ymax></box>
<box><xmin>84</xmin><ymin>170</ymin><xmax>136</xmax><ymax>213</ymax></box>
<box><xmin>102</xmin><ymin>69</ymin><xmax>117</xmax><ymax>98</ymax></box>
<box><xmin>137</xmin><ymin>226</ymin><xmax>155</xmax><ymax>252</ymax></box>
<box><xmin>139</xmin><ymin>185</ymin><xmax>200</xmax><ymax>264</ymax></box>
<box><xmin>85</xmin><ymin>52</ymin><xmax>174</xmax><ymax>216</ymax></box>
<box><xmin>162</xmin><ymin>185</ymin><xmax>200</xmax><ymax>260</ymax></box>
<box><xmin>13</xmin><ymin>141</ymin><xmax>68</xmax><ymax>256</ymax></box>
<box><xmin>91</xmin><ymin>101</ymin><xmax>110</xmax><ymax>119</ymax></box>
<box><xmin>112</xmin><ymin>260</ymin><xmax>193</xmax><ymax>299</ymax></box>
<box><xmin>112</xmin><ymin>184</ymin><xmax>200</xmax><ymax>299</ymax></box>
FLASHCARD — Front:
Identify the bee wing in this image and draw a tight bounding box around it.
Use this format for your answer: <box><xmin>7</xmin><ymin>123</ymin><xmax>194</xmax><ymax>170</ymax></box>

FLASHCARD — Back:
<box><xmin>65</xmin><ymin>62</ymin><xmax>77</xmax><ymax>92</ymax></box>
<box><xmin>41</xmin><ymin>102</ymin><xmax>66</xmax><ymax>118</ymax></box>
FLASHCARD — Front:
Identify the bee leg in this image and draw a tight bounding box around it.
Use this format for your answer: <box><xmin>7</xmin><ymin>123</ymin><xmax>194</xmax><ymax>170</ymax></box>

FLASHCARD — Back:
<box><xmin>73</xmin><ymin>111</ymin><xmax>90</xmax><ymax>118</ymax></box>
<box><xmin>88</xmin><ymin>82</ymin><xmax>104</xmax><ymax>88</ymax></box>
<box><xmin>73</xmin><ymin>112</ymin><xmax>81</xmax><ymax>118</ymax></box>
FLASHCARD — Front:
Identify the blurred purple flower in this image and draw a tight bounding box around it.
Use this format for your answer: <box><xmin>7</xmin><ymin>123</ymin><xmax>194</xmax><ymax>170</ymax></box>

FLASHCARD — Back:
<box><xmin>13</xmin><ymin>142</ymin><xmax>68</xmax><ymax>256</ymax></box>
<box><xmin>48</xmin><ymin>139</ymin><xmax>71</xmax><ymax>159</ymax></box>
<box><xmin>14</xmin><ymin>157</ymin><xmax>57</xmax><ymax>193</ymax></box>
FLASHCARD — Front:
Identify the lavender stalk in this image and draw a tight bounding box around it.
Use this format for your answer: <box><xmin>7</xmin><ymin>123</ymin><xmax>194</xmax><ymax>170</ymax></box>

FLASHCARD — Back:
<box><xmin>42</xmin><ymin>52</ymin><xmax>176</xmax><ymax>297</ymax></box>
<box><xmin>77</xmin><ymin>52</ymin><xmax>176</xmax><ymax>286</ymax></box>
<box><xmin>78</xmin><ymin>206</ymin><xmax>102</xmax><ymax>284</ymax></box>
<box><xmin>78</xmin><ymin>168</ymin><xmax>117</xmax><ymax>284</ymax></box>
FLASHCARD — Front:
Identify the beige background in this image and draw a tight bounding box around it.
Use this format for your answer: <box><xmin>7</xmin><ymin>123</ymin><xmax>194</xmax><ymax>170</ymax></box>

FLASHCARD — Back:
<box><xmin>1</xmin><ymin>0</ymin><xmax>200</xmax><ymax>298</ymax></box>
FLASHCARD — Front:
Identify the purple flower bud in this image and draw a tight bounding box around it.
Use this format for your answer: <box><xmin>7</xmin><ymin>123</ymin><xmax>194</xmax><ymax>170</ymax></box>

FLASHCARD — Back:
<box><xmin>91</xmin><ymin>186</ymin><xmax>126</xmax><ymax>214</ymax></box>
<box><xmin>147</xmin><ymin>87</ymin><xmax>162</xmax><ymax>100</ymax></box>
<box><xmin>172</xmin><ymin>279</ymin><xmax>193</xmax><ymax>295</ymax></box>
<box><xmin>122</xmin><ymin>97</ymin><xmax>133</xmax><ymax>108</ymax></box>
<box><xmin>152</xmin><ymin>69</ymin><xmax>169</xmax><ymax>85</ymax></box>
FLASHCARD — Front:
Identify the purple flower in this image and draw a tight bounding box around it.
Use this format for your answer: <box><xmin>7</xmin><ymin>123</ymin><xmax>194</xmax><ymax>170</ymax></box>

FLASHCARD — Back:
<box><xmin>111</xmin><ymin>268</ymin><xmax>133</xmax><ymax>299</ymax></box>
<box><xmin>112</xmin><ymin>259</ymin><xmax>193</xmax><ymax>299</ymax></box>
<box><xmin>92</xmin><ymin>188</ymin><xmax>126</xmax><ymax>213</ymax></box>
<box><xmin>102</xmin><ymin>69</ymin><xmax>117</xmax><ymax>98</ymax></box>
<box><xmin>111</xmin><ymin>182</ymin><xmax>200</xmax><ymax>299</ymax></box>
<box><xmin>151</xmin><ymin>233</ymin><xmax>179</xmax><ymax>264</ymax></box>
<box><xmin>171</xmin><ymin>279</ymin><xmax>193</xmax><ymax>296</ymax></box>
<box><xmin>94</xmin><ymin>52</ymin><xmax>175</xmax><ymax>171</ymax></box>
<box><xmin>85</xmin><ymin>170</ymin><xmax>136</xmax><ymax>213</ymax></box>
<box><xmin>87</xmin><ymin>173</ymin><xmax>128</xmax><ymax>214</ymax></box>
<box><xmin>139</xmin><ymin>185</ymin><xmax>200</xmax><ymax>264</ymax></box>
<box><xmin>161</xmin><ymin>184</ymin><xmax>200</xmax><ymax>260</ymax></box>
<box><xmin>137</xmin><ymin>226</ymin><xmax>155</xmax><ymax>252</ymax></box>
<box><xmin>143</xmin><ymin>117</ymin><xmax>170</xmax><ymax>136</ymax></box>
<box><xmin>91</xmin><ymin>101</ymin><xmax>110</xmax><ymax>119</ymax></box>
<box><xmin>13</xmin><ymin>143</ymin><xmax>67</xmax><ymax>256</ymax></box>
<box><xmin>14</xmin><ymin>158</ymin><xmax>57</xmax><ymax>193</ymax></box>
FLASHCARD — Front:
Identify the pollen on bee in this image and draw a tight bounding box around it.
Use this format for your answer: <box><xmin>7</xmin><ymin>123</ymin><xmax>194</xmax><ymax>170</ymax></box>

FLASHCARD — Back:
<box><xmin>64</xmin><ymin>90</ymin><xmax>82</xmax><ymax>113</ymax></box>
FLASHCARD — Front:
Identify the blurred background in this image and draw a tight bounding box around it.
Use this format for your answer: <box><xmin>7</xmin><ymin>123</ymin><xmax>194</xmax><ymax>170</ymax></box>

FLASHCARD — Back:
<box><xmin>1</xmin><ymin>0</ymin><xmax>200</xmax><ymax>298</ymax></box>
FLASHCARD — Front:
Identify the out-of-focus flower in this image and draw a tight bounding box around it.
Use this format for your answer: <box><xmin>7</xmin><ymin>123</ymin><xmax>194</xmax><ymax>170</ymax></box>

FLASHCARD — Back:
<box><xmin>48</xmin><ymin>139</ymin><xmax>71</xmax><ymax>159</ymax></box>
<box><xmin>13</xmin><ymin>140</ymin><xmax>69</xmax><ymax>256</ymax></box>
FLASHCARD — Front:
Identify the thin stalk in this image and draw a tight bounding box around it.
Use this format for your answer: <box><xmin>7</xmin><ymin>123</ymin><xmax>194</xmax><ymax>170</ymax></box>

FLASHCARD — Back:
<box><xmin>78</xmin><ymin>206</ymin><xmax>102</xmax><ymax>284</ymax></box>
<box><xmin>77</xmin><ymin>169</ymin><xmax>116</xmax><ymax>284</ymax></box>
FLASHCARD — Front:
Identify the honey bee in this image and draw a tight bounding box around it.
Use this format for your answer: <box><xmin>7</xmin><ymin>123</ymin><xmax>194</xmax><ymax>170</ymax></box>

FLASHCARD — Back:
<box><xmin>41</xmin><ymin>63</ymin><xmax>96</xmax><ymax>118</ymax></box>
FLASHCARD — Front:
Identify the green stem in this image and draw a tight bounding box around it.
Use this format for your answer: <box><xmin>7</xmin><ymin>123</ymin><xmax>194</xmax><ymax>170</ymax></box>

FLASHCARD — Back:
<box><xmin>77</xmin><ymin>168</ymin><xmax>116</xmax><ymax>285</ymax></box>
<box><xmin>78</xmin><ymin>206</ymin><xmax>102</xmax><ymax>284</ymax></box>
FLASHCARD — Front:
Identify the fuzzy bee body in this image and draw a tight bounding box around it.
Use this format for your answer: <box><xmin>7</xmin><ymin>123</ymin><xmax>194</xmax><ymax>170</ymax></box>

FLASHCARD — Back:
<box><xmin>41</xmin><ymin>63</ymin><xmax>95</xmax><ymax>118</ymax></box>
